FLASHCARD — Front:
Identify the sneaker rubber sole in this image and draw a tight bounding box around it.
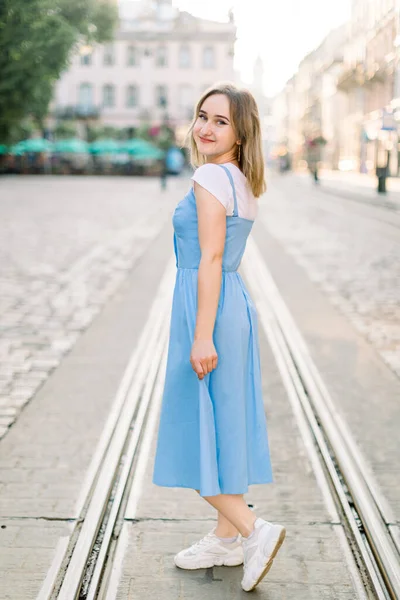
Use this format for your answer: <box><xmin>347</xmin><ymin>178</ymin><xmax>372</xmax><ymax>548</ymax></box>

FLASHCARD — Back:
<box><xmin>174</xmin><ymin>550</ymin><xmax>243</xmax><ymax>570</ymax></box>
<box><xmin>242</xmin><ymin>526</ymin><xmax>286</xmax><ymax>592</ymax></box>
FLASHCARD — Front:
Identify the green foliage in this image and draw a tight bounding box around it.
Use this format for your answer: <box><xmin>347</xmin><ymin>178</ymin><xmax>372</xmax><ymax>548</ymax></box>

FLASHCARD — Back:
<box><xmin>0</xmin><ymin>0</ymin><xmax>118</xmax><ymax>143</ymax></box>
<box><xmin>86</xmin><ymin>125</ymin><xmax>129</xmax><ymax>141</ymax></box>
<box><xmin>156</xmin><ymin>124</ymin><xmax>175</xmax><ymax>150</ymax></box>
<box><xmin>136</xmin><ymin>123</ymin><xmax>152</xmax><ymax>141</ymax></box>
<box><xmin>54</xmin><ymin>120</ymin><xmax>77</xmax><ymax>139</ymax></box>
<box><xmin>86</xmin><ymin>125</ymin><xmax>102</xmax><ymax>142</ymax></box>
<box><xmin>6</xmin><ymin>119</ymin><xmax>37</xmax><ymax>144</ymax></box>
<box><xmin>101</xmin><ymin>125</ymin><xmax>121</xmax><ymax>139</ymax></box>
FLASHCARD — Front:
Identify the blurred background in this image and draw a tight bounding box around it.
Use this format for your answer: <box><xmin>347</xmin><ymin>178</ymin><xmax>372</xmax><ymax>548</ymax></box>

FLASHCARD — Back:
<box><xmin>1</xmin><ymin>0</ymin><xmax>397</xmax><ymax>181</ymax></box>
<box><xmin>1</xmin><ymin>4</ymin><xmax>400</xmax><ymax>598</ymax></box>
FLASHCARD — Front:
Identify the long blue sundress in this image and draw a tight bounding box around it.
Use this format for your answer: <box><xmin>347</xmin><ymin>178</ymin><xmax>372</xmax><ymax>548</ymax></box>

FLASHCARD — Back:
<box><xmin>152</xmin><ymin>164</ymin><xmax>273</xmax><ymax>497</ymax></box>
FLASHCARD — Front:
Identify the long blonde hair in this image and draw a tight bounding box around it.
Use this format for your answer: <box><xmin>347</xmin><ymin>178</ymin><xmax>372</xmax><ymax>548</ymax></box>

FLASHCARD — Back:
<box><xmin>184</xmin><ymin>82</ymin><xmax>267</xmax><ymax>198</ymax></box>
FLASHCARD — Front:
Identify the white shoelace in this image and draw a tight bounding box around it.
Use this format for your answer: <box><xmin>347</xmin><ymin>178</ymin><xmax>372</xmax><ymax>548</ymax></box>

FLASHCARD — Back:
<box><xmin>187</xmin><ymin>531</ymin><xmax>216</xmax><ymax>554</ymax></box>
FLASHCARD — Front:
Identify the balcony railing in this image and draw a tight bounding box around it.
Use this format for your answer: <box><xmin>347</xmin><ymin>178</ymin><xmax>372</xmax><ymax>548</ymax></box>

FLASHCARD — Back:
<box><xmin>337</xmin><ymin>59</ymin><xmax>392</xmax><ymax>91</ymax></box>
<box><xmin>336</xmin><ymin>63</ymin><xmax>366</xmax><ymax>91</ymax></box>
<box><xmin>54</xmin><ymin>105</ymin><xmax>101</xmax><ymax>120</ymax></box>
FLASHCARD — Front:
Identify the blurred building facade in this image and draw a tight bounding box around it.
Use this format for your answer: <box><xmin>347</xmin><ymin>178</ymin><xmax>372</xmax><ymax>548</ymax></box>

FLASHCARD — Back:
<box><xmin>273</xmin><ymin>0</ymin><xmax>400</xmax><ymax>175</ymax></box>
<box><xmin>52</xmin><ymin>0</ymin><xmax>236</xmax><ymax>135</ymax></box>
<box><xmin>247</xmin><ymin>55</ymin><xmax>274</xmax><ymax>163</ymax></box>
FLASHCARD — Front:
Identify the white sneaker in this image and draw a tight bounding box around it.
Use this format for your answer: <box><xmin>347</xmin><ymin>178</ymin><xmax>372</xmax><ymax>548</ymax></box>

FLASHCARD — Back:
<box><xmin>241</xmin><ymin>517</ymin><xmax>286</xmax><ymax>592</ymax></box>
<box><xmin>174</xmin><ymin>528</ymin><xmax>244</xmax><ymax>570</ymax></box>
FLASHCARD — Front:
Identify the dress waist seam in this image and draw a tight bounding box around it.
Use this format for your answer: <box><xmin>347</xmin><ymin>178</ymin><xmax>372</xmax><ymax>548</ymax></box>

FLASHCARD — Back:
<box><xmin>177</xmin><ymin>266</ymin><xmax>238</xmax><ymax>273</ymax></box>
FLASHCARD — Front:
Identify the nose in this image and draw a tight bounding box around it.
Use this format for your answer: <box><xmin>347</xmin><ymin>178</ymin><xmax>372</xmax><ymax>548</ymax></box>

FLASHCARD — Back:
<box><xmin>200</xmin><ymin>122</ymin><xmax>213</xmax><ymax>137</ymax></box>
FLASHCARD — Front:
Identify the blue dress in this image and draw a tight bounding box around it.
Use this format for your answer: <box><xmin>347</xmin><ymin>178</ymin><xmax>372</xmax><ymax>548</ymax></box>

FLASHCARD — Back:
<box><xmin>152</xmin><ymin>164</ymin><xmax>273</xmax><ymax>497</ymax></box>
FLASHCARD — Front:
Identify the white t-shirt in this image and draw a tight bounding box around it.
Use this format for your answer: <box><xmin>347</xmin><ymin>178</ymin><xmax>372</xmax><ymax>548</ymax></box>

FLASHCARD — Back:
<box><xmin>190</xmin><ymin>163</ymin><xmax>258</xmax><ymax>221</ymax></box>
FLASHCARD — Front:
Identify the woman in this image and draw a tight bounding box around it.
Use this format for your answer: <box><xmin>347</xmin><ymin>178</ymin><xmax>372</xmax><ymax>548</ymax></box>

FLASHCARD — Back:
<box><xmin>152</xmin><ymin>82</ymin><xmax>286</xmax><ymax>592</ymax></box>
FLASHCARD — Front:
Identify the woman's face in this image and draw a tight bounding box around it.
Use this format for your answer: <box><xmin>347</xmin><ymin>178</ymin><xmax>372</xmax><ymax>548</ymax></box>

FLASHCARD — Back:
<box><xmin>193</xmin><ymin>94</ymin><xmax>238</xmax><ymax>160</ymax></box>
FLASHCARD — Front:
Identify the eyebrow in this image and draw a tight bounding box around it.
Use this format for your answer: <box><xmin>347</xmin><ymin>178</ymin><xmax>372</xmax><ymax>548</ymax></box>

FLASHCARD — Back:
<box><xmin>199</xmin><ymin>109</ymin><xmax>230</xmax><ymax>122</ymax></box>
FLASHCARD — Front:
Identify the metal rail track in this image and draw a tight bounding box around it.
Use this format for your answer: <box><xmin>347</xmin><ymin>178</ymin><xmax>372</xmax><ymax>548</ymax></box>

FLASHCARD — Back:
<box><xmin>243</xmin><ymin>237</ymin><xmax>400</xmax><ymax>600</ymax></box>
<box><xmin>38</xmin><ymin>237</ymin><xmax>400</xmax><ymax>599</ymax></box>
<box><xmin>37</xmin><ymin>259</ymin><xmax>175</xmax><ymax>600</ymax></box>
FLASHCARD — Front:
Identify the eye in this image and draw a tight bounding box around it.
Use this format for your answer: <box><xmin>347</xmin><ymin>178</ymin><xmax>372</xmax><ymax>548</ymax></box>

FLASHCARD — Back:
<box><xmin>217</xmin><ymin>120</ymin><xmax>227</xmax><ymax>126</ymax></box>
<box><xmin>199</xmin><ymin>114</ymin><xmax>206</xmax><ymax>120</ymax></box>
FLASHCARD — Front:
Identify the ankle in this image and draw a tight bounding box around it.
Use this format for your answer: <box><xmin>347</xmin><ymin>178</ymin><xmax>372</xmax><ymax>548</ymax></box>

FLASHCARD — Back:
<box><xmin>215</xmin><ymin>527</ymin><xmax>239</xmax><ymax>538</ymax></box>
<box><xmin>241</xmin><ymin>516</ymin><xmax>257</xmax><ymax>539</ymax></box>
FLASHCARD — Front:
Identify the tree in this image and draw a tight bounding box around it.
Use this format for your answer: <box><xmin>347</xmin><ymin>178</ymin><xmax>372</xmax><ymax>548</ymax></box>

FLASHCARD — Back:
<box><xmin>0</xmin><ymin>0</ymin><xmax>118</xmax><ymax>143</ymax></box>
<box><xmin>156</xmin><ymin>124</ymin><xmax>175</xmax><ymax>150</ymax></box>
<box><xmin>54</xmin><ymin>121</ymin><xmax>77</xmax><ymax>139</ymax></box>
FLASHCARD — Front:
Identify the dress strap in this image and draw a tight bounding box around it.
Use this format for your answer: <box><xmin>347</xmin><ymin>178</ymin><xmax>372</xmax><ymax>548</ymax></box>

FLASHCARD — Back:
<box><xmin>217</xmin><ymin>164</ymin><xmax>238</xmax><ymax>217</ymax></box>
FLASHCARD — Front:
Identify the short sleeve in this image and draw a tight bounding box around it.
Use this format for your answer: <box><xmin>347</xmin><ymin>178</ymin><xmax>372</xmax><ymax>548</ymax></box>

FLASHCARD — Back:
<box><xmin>191</xmin><ymin>164</ymin><xmax>234</xmax><ymax>215</ymax></box>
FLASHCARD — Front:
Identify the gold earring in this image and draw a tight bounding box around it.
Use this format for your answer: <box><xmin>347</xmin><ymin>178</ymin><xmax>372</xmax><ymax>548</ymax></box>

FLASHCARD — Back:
<box><xmin>238</xmin><ymin>144</ymin><xmax>241</xmax><ymax>162</ymax></box>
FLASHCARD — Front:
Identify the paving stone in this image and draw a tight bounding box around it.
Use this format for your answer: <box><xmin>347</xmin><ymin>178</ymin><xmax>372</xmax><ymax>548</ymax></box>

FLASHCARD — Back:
<box><xmin>0</xmin><ymin>426</ymin><xmax>9</xmax><ymax>439</ymax></box>
<box><xmin>0</xmin><ymin>407</ymin><xmax>18</xmax><ymax>417</ymax></box>
<box><xmin>0</xmin><ymin>176</ymin><xmax>378</xmax><ymax>597</ymax></box>
<box><xmin>262</xmin><ymin>175</ymin><xmax>400</xmax><ymax>378</ymax></box>
<box><xmin>0</xmin><ymin>176</ymin><xmax>177</xmax><ymax>440</ymax></box>
<box><xmin>7</xmin><ymin>396</ymin><xmax>32</xmax><ymax>409</ymax></box>
<box><xmin>0</xmin><ymin>518</ymin><xmax>71</xmax><ymax>600</ymax></box>
<box><xmin>113</xmin><ymin>304</ymin><xmax>365</xmax><ymax>599</ymax></box>
<box><xmin>9</xmin><ymin>388</ymin><xmax>36</xmax><ymax>401</ymax></box>
<box><xmin>0</xmin><ymin>179</ymin><xmax>178</xmax><ymax>597</ymax></box>
<box><xmin>252</xmin><ymin>177</ymin><xmax>400</xmax><ymax>523</ymax></box>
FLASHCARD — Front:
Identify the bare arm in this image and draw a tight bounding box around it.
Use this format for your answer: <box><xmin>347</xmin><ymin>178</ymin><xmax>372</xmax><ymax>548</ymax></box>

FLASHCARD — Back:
<box><xmin>190</xmin><ymin>181</ymin><xmax>226</xmax><ymax>379</ymax></box>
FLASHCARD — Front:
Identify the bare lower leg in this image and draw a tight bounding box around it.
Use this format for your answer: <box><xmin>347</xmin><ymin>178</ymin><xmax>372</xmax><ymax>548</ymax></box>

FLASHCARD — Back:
<box><xmin>216</xmin><ymin>510</ymin><xmax>239</xmax><ymax>538</ymax></box>
<box><xmin>196</xmin><ymin>490</ymin><xmax>240</xmax><ymax>537</ymax></box>
<box><xmin>195</xmin><ymin>490</ymin><xmax>256</xmax><ymax>538</ymax></box>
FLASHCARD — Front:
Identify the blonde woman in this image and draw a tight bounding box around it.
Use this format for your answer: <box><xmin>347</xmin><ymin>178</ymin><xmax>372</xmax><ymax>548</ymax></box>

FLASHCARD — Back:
<box><xmin>152</xmin><ymin>82</ymin><xmax>286</xmax><ymax>592</ymax></box>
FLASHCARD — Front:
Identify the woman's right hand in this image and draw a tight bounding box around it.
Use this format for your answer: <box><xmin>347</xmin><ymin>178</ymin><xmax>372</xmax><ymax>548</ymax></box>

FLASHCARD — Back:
<box><xmin>190</xmin><ymin>339</ymin><xmax>218</xmax><ymax>380</ymax></box>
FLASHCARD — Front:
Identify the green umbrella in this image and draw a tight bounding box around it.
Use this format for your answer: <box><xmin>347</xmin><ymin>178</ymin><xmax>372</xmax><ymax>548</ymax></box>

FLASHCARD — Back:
<box><xmin>9</xmin><ymin>144</ymin><xmax>23</xmax><ymax>155</ymax></box>
<box><xmin>120</xmin><ymin>138</ymin><xmax>160</xmax><ymax>155</ymax></box>
<box><xmin>88</xmin><ymin>139</ymin><xmax>120</xmax><ymax>154</ymax></box>
<box><xmin>0</xmin><ymin>144</ymin><xmax>8</xmax><ymax>155</ymax></box>
<box><xmin>131</xmin><ymin>147</ymin><xmax>165</xmax><ymax>161</ymax></box>
<box><xmin>54</xmin><ymin>138</ymin><xmax>88</xmax><ymax>153</ymax></box>
<box><xmin>11</xmin><ymin>138</ymin><xmax>53</xmax><ymax>153</ymax></box>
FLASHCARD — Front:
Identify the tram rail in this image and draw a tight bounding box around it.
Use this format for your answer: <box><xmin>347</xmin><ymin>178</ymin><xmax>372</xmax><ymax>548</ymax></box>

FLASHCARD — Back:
<box><xmin>243</xmin><ymin>237</ymin><xmax>400</xmax><ymax>600</ymax></box>
<box><xmin>37</xmin><ymin>239</ymin><xmax>400</xmax><ymax>599</ymax></box>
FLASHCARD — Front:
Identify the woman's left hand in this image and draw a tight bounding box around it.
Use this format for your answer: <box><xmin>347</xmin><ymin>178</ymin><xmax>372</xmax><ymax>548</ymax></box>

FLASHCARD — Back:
<box><xmin>190</xmin><ymin>339</ymin><xmax>218</xmax><ymax>380</ymax></box>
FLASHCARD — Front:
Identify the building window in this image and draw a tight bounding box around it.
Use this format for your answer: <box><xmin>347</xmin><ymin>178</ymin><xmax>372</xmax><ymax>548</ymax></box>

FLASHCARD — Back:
<box><xmin>103</xmin><ymin>84</ymin><xmax>115</xmax><ymax>107</ymax></box>
<box><xmin>179</xmin><ymin>84</ymin><xmax>193</xmax><ymax>120</ymax></box>
<box><xmin>78</xmin><ymin>83</ymin><xmax>93</xmax><ymax>107</ymax></box>
<box><xmin>179</xmin><ymin>45</ymin><xmax>191</xmax><ymax>68</ymax></box>
<box><xmin>203</xmin><ymin>46</ymin><xmax>215</xmax><ymax>69</ymax></box>
<box><xmin>126</xmin><ymin>85</ymin><xmax>139</xmax><ymax>108</ymax></box>
<box><xmin>155</xmin><ymin>85</ymin><xmax>168</xmax><ymax>108</ymax></box>
<box><xmin>178</xmin><ymin>84</ymin><xmax>193</xmax><ymax>109</ymax></box>
<box><xmin>156</xmin><ymin>46</ymin><xmax>168</xmax><ymax>67</ymax></box>
<box><xmin>80</xmin><ymin>52</ymin><xmax>92</xmax><ymax>66</ymax></box>
<box><xmin>103</xmin><ymin>44</ymin><xmax>115</xmax><ymax>66</ymax></box>
<box><xmin>127</xmin><ymin>45</ymin><xmax>139</xmax><ymax>66</ymax></box>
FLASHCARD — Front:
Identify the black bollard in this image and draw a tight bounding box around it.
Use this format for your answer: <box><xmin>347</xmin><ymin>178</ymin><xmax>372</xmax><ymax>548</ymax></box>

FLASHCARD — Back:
<box><xmin>376</xmin><ymin>166</ymin><xmax>387</xmax><ymax>194</ymax></box>
<box><xmin>377</xmin><ymin>175</ymin><xmax>386</xmax><ymax>193</ymax></box>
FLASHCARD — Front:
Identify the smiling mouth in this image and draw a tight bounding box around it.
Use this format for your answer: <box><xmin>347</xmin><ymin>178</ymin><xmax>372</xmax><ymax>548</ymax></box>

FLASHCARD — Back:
<box><xmin>199</xmin><ymin>137</ymin><xmax>214</xmax><ymax>143</ymax></box>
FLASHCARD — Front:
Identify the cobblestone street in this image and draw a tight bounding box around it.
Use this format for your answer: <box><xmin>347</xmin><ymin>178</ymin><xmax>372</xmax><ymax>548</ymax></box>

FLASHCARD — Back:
<box><xmin>0</xmin><ymin>174</ymin><xmax>399</xmax><ymax>599</ymax></box>
<box><xmin>0</xmin><ymin>176</ymin><xmax>185</xmax><ymax>439</ymax></box>
<box><xmin>3</xmin><ymin>0</ymin><xmax>400</xmax><ymax>595</ymax></box>
<box><xmin>261</xmin><ymin>172</ymin><xmax>400</xmax><ymax>378</ymax></box>
<box><xmin>2</xmin><ymin>174</ymin><xmax>398</xmax><ymax>442</ymax></box>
